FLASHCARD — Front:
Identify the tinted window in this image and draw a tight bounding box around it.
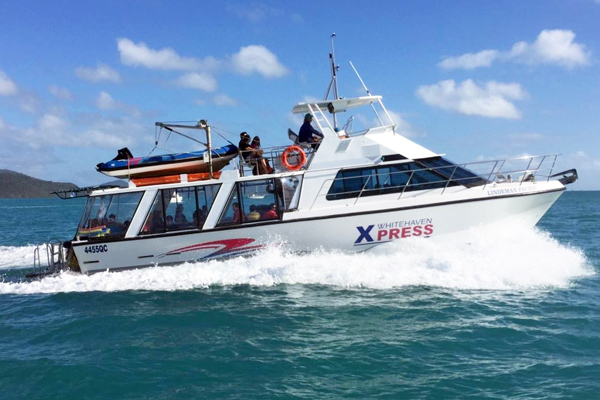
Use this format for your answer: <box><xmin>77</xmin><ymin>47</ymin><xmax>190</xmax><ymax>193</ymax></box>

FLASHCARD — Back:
<box><xmin>326</xmin><ymin>158</ymin><xmax>483</xmax><ymax>200</ymax></box>
<box><xmin>217</xmin><ymin>179</ymin><xmax>282</xmax><ymax>226</ymax></box>
<box><xmin>416</xmin><ymin>157</ymin><xmax>487</xmax><ymax>188</ymax></box>
<box><xmin>77</xmin><ymin>192</ymin><xmax>143</xmax><ymax>239</ymax></box>
<box><xmin>140</xmin><ymin>184</ymin><xmax>220</xmax><ymax>235</ymax></box>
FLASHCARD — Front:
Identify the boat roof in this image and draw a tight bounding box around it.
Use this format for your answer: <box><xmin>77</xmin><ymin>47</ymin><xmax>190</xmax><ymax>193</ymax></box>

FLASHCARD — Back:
<box><xmin>292</xmin><ymin>96</ymin><xmax>382</xmax><ymax>114</ymax></box>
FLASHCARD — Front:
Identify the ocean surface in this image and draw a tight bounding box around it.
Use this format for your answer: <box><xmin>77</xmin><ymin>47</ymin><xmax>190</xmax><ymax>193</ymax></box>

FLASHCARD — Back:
<box><xmin>0</xmin><ymin>192</ymin><xmax>598</xmax><ymax>399</ymax></box>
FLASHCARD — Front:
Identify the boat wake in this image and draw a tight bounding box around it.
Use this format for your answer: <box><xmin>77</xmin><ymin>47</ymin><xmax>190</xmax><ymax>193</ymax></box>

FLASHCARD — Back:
<box><xmin>0</xmin><ymin>245</ymin><xmax>40</xmax><ymax>270</ymax></box>
<box><xmin>0</xmin><ymin>228</ymin><xmax>593</xmax><ymax>295</ymax></box>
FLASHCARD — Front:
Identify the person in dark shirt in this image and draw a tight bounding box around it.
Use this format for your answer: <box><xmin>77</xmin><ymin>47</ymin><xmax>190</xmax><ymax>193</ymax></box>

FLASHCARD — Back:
<box><xmin>239</xmin><ymin>132</ymin><xmax>253</xmax><ymax>160</ymax></box>
<box><xmin>298</xmin><ymin>113</ymin><xmax>324</xmax><ymax>149</ymax></box>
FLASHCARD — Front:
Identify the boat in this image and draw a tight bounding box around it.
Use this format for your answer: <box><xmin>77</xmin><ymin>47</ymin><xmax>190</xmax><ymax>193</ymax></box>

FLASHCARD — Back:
<box><xmin>30</xmin><ymin>36</ymin><xmax>578</xmax><ymax>277</ymax></box>
<box><xmin>95</xmin><ymin>142</ymin><xmax>239</xmax><ymax>179</ymax></box>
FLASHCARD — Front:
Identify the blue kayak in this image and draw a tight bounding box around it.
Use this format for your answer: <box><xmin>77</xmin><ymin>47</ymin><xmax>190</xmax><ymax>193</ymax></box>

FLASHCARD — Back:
<box><xmin>96</xmin><ymin>144</ymin><xmax>239</xmax><ymax>179</ymax></box>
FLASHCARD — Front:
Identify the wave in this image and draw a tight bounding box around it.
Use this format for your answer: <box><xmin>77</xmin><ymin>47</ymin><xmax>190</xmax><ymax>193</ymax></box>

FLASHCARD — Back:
<box><xmin>0</xmin><ymin>245</ymin><xmax>38</xmax><ymax>269</ymax></box>
<box><xmin>0</xmin><ymin>228</ymin><xmax>593</xmax><ymax>295</ymax></box>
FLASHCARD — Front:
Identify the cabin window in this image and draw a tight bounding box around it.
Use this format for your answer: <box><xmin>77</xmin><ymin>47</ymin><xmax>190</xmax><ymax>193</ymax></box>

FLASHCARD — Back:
<box><xmin>77</xmin><ymin>192</ymin><xmax>143</xmax><ymax>239</ymax></box>
<box><xmin>416</xmin><ymin>157</ymin><xmax>487</xmax><ymax>188</ymax></box>
<box><xmin>326</xmin><ymin>158</ymin><xmax>485</xmax><ymax>200</ymax></box>
<box><xmin>217</xmin><ymin>179</ymin><xmax>283</xmax><ymax>226</ymax></box>
<box><xmin>140</xmin><ymin>184</ymin><xmax>220</xmax><ymax>234</ymax></box>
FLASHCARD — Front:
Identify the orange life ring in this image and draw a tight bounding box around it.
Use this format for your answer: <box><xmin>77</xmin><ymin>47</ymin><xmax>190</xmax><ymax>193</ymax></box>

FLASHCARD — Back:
<box><xmin>281</xmin><ymin>146</ymin><xmax>306</xmax><ymax>171</ymax></box>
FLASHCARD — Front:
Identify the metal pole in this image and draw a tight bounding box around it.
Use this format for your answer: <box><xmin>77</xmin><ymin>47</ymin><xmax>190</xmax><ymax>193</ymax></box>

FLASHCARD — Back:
<box><xmin>205</xmin><ymin>122</ymin><xmax>213</xmax><ymax>179</ymax></box>
<box><xmin>329</xmin><ymin>33</ymin><xmax>339</xmax><ymax>130</ymax></box>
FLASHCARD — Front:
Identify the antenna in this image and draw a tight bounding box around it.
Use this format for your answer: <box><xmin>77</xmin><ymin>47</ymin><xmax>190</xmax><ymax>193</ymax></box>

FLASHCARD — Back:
<box><xmin>324</xmin><ymin>33</ymin><xmax>340</xmax><ymax>129</ymax></box>
<box><xmin>349</xmin><ymin>61</ymin><xmax>384</xmax><ymax>126</ymax></box>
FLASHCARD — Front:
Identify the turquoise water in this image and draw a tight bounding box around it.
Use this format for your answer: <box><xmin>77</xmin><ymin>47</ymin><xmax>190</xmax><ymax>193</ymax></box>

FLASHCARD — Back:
<box><xmin>0</xmin><ymin>192</ymin><xmax>598</xmax><ymax>399</ymax></box>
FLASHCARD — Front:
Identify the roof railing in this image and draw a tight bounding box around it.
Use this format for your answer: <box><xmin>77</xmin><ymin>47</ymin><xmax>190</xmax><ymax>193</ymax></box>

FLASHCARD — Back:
<box><xmin>310</xmin><ymin>154</ymin><xmax>564</xmax><ymax>209</ymax></box>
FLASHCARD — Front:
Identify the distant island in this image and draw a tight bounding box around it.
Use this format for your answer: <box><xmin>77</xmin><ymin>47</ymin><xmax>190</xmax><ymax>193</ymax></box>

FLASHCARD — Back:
<box><xmin>0</xmin><ymin>169</ymin><xmax>78</xmax><ymax>198</ymax></box>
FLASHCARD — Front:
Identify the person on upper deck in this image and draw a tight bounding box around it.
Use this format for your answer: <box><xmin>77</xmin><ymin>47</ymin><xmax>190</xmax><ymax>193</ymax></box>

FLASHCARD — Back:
<box><xmin>239</xmin><ymin>132</ymin><xmax>272</xmax><ymax>175</ymax></box>
<box><xmin>251</xmin><ymin>136</ymin><xmax>274</xmax><ymax>175</ymax></box>
<box><xmin>239</xmin><ymin>132</ymin><xmax>253</xmax><ymax>160</ymax></box>
<box><xmin>298</xmin><ymin>113</ymin><xmax>324</xmax><ymax>150</ymax></box>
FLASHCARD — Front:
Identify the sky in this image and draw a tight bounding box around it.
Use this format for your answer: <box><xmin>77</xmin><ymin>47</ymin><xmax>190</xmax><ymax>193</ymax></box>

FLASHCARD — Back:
<box><xmin>0</xmin><ymin>0</ymin><xmax>599</xmax><ymax>189</ymax></box>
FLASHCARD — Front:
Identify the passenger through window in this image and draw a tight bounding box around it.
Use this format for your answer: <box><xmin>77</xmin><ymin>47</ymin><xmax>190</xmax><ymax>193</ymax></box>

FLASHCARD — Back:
<box><xmin>140</xmin><ymin>184</ymin><xmax>220</xmax><ymax>235</ymax></box>
<box><xmin>217</xmin><ymin>178</ymin><xmax>285</xmax><ymax>226</ymax></box>
<box><xmin>77</xmin><ymin>192</ymin><xmax>143</xmax><ymax>239</ymax></box>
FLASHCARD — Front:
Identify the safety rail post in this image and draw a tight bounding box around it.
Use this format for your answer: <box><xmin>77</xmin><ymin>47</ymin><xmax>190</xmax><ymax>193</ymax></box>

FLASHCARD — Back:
<box><xmin>533</xmin><ymin>155</ymin><xmax>545</xmax><ymax>173</ymax></box>
<box><xmin>482</xmin><ymin>160</ymin><xmax>499</xmax><ymax>190</ymax></box>
<box><xmin>519</xmin><ymin>156</ymin><xmax>535</xmax><ymax>186</ymax></box>
<box><xmin>33</xmin><ymin>246</ymin><xmax>41</xmax><ymax>275</ymax></box>
<box><xmin>442</xmin><ymin>165</ymin><xmax>459</xmax><ymax>195</ymax></box>
<box><xmin>310</xmin><ymin>178</ymin><xmax>333</xmax><ymax>210</ymax></box>
<box><xmin>548</xmin><ymin>155</ymin><xmax>558</xmax><ymax>182</ymax></box>
<box><xmin>397</xmin><ymin>171</ymin><xmax>416</xmax><ymax>200</ymax></box>
<box><xmin>354</xmin><ymin>175</ymin><xmax>373</xmax><ymax>205</ymax></box>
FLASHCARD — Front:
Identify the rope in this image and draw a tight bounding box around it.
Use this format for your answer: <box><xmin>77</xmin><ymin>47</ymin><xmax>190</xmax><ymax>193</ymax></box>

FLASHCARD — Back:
<box><xmin>210</xmin><ymin>126</ymin><xmax>237</xmax><ymax>147</ymax></box>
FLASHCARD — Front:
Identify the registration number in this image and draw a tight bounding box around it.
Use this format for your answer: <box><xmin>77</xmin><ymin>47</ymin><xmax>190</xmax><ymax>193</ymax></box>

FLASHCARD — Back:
<box><xmin>84</xmin><ymin>245</ymin><xmax>108</xmax><ymax>254</ymax></box>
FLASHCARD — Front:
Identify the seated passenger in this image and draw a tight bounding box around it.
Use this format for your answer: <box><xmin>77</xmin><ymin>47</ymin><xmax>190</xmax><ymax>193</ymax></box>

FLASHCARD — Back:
<box><xmin>262</xmin><ymin>203</ymin><xmax>278</xmax><ymax>220</ymax></box>
<box><xmin>143</xmin><ymin>210</ymin><xmax>164</xmax><ymax>233</ymax></box>
<box><xmin>239</xmin><ymin>132</ymin><xmax>272</xmax><ymax>175</ymax></box>
<box><xmin>166</xmin><ymin>215</ymin><xmax>175</xmax><ymax>229</ymax></box>
<box><xmin>247</xmin><ymin>205</ymin><xmax>260</xmax><ymax>221</ymax></box>
<box><xmin>232</xmin><ymin>202</ymin><xmax>245</xmax><ymax>223</ymax></box>
<box><xmin>298</xmin><ymin>113</ymin><xmax>324</xmax><ymax>150</ymax></box>
<box><xmin>107</xmin><ymin>214</ymin><xmax>117</xmax><ymax>226</ymax></box>
<box><xmin>250</xmin><ymin>136</ymin><xmax>274</xmax><ymax>175</ymax></box>
<box><xmin>238</xmin><ymin>132</ymin><xmax>253</xmax><ymax>160</ymax></box>
<box><xmin>174</xmin><ymin>204</ymin><xmax>188</xmax><ymax>225</ymax></box>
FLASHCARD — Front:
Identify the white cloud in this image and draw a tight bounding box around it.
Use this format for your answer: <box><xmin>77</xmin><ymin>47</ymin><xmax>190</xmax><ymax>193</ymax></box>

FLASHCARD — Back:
<box><xmin>417</xmin><ymin>79</ymin><xmax>526</xmax><ymax>119</ymax></box>
<box><xmin>213</xmin><ymin>94</ymin><xmax>238</xmax><ymax>107</ymax></box>
<box><xmin>175</xmin><ymin>72</ymin><xmax>218</xmax><ymax>92</ymax></box>
<box><xmin>117</xmin><ymin>38</ymin><xmax>218</xmax><ymax>71</ymax></box>
<box><xmin>227</xmin><ymin>2</ymin><xmax>283</xmax><ymax>22</ymax></box>
<box><xmin>81</xmin><ymin>128</ymin><xmax>133</xmax><ymax>148</ymax></box>
<box><xmin>383</xmin><ymin>110</ymin><xmax>422</xmax><ymax>138</ymax></box>
<box><xmin>5</xmin><ymin>113</ymin><xmax>141</xmax><ymax>149</ymax></box>
<box><xmin>507</xmin><ymin>133</ymin><xmax>545</xmax><ymax>141</ymax></box>
<box><xmin>0</xmin><ymin>116</ymin><xmax>4</xmax><ymax>130</ymax></box>
<box><xmin>231</xmin><ymin>45</ymin><xmax>289</xmax><ymax>78</ymax></box>
<box><xmin>49</xmin><ymin>84</ymin><xmax>73</xmax><ymax>100</ymax></box>
<box><xmin>0</xmin><ymin>69</ymin><xmax>18</xmax><ymax>95</ymax></box>
<box><xmin>38</xmin><ymin>114</ymin><xmax>68</xmax><ymax>132</ymax></box>
<box><xmin>508</xmin><ymin>30</ymin><xmax>591</xmax><ymax>68</ymax></box>
<box><xmin>502</xmin><ymin>133</ymin><xmax>546</xmax><ymax>149</ymax></box>
<box><xmin>439</xmin><ymin>50</ymin><xmax>499</xmax><ymax>70</ymax></box>
<box><xmin>19</xmin><ymin>94</ymin><xmax>39</xmax><ymax>113</ymax></box>
<box><xmin>560</xmin><ymin>151</ymin><xmax>600</xmax><ymax>189</ymax></box>
<box><xmin>567</xmin><ymin>151</ymin><xmax>600</xmax><ymax>171</ymax></box>
<box><xmin>439</xmin><ymin>29</ymin><xmax>590</xmax><ymax>70</ymax></box>
<box><xmin>227</xmin><ymin>3</ymin><xmax>302</xmax><ymax>23</ymax></box>
<box><xmin>95</xmin><ymin>91</ymin><xmax>141</xmax><ymax>117</ymax></box>
<box><xmin>75</xmin><ymin>63</ymin><xmax>122</xmax><ymax>83</ymax></box>
<box><xmin>76</xmin><ymin>116</ymin><xmax>144</xmax><ymax>149</ymax></box>
<box><xmin>96</xmin><ymin>91</ymin><xmax>117</xmax><ymax>110</ymax></box>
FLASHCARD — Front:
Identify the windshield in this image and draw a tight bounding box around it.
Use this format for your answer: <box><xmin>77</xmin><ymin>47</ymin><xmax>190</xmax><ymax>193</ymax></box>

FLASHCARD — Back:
<box><xmin>76</xmin><ymin>192</ymin><xmax>143</xmax><ymax>240</ymax></box>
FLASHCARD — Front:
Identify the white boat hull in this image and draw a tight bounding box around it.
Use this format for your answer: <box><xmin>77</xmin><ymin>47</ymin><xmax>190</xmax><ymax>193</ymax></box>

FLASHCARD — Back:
<box><xmin>73</xmin><ymin>187</ymin><xmax>563</xmax><ymax>274</ymax></box>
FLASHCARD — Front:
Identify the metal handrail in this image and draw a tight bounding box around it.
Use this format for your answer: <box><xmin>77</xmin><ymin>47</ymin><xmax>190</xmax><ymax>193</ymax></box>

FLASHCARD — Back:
<box><xmin>237</xmin><ymin>145</ymin><xmax>316</xmax><ymax>177</ymax></box>
<box><xmin>309</xmin><ymin>154</ymin><xmax>561</xmax><ymax>208</ymax></box>
<box><xmin>29</xmin><ymin>239</ymin><xmax>66</xmax><ymax>278</ymax></box>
